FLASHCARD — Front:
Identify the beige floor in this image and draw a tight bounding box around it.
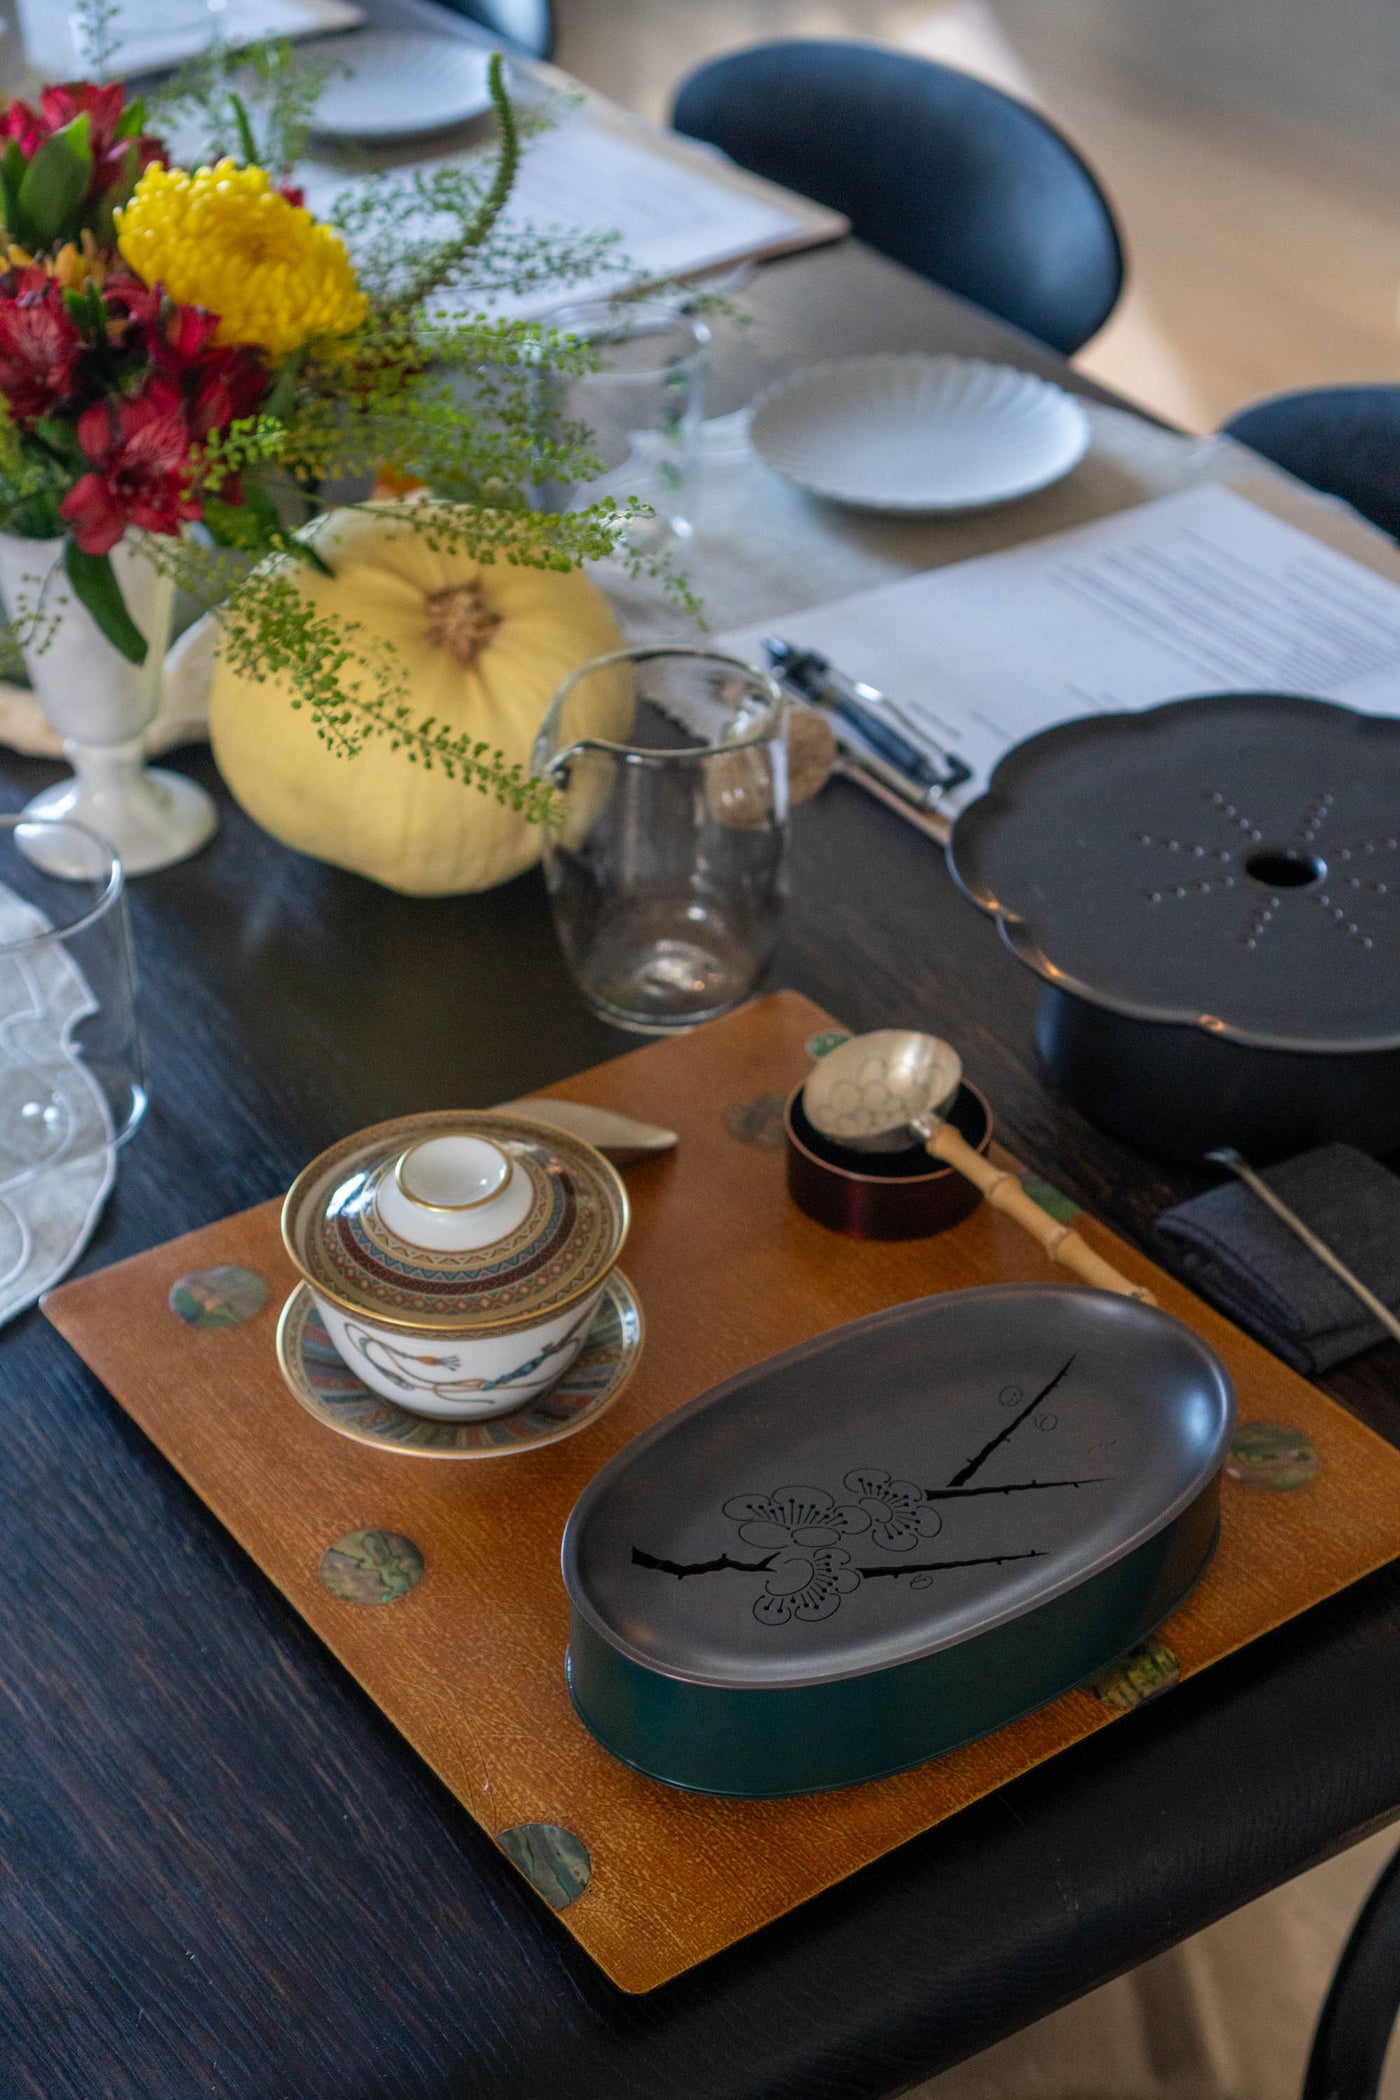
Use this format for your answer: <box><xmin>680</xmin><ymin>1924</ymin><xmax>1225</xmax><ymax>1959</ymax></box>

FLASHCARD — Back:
<box><xmin>909</xmin><ymin>1825</ymin><xmax>1400</xmax><ymax>2100</ymax></box>
<box><xmin>553</xmin><ymin>0</ymin><xmax>1400</xmax><ymax>433</ymax></box>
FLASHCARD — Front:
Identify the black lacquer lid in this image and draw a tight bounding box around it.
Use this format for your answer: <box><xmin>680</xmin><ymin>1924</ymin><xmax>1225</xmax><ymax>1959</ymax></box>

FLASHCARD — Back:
<box><xmin>948</xmin><ymin>693</ymin><xmax>1400</xmax><ymax>1053</ymax></box>
<box><xmin>563</xmin><ymin>1286</ymin><xmax>1233</xmax><ymax>1692</ymax></box>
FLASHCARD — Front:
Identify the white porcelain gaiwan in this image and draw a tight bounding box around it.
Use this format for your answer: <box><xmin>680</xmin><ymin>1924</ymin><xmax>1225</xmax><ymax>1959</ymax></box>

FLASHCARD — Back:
<box><xmin>281</xmin><ymin>1112</ymin><xmax>631</xmax><ymax>1420</ymax></box>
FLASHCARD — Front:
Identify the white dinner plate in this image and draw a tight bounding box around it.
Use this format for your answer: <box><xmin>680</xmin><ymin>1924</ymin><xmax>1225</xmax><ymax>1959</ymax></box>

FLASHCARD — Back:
<box><xmin>307</xmin><ymin>32</ymin><xmax>495</xmax><ymax>142</ymax></box>
<box><xmin>748</xmin><ymin>353</ymin><xmax>1092</xmax><ymax>512</ymax></box>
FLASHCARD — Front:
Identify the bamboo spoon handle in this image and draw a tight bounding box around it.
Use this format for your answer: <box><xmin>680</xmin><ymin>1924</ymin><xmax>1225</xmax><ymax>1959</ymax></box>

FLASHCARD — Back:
<box><xmin>927</xmin><ymin>1125</ymin><xmax>1157</xmax><ymax>1304</ymax></box>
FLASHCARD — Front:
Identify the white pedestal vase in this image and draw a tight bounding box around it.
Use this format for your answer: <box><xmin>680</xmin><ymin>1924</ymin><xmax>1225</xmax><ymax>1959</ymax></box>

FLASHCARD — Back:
<box><xmin>0</xmin><ymin>532</ymin><xmax>218</xmax><ymax>876</ymax></box>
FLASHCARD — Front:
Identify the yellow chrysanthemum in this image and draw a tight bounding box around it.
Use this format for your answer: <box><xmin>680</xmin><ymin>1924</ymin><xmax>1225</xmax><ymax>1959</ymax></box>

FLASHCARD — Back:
<box><xmin>115</xmin><ymin>159</ymin><xmax>367</xmax><ymax>361</ymax></box>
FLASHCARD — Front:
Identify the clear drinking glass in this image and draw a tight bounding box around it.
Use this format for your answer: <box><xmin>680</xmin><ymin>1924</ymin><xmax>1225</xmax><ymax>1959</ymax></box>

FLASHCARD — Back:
<box><xmin>543</xmin><ymin>300</ymin><xmax>710</xmax><ymax>550</ymax></box>
<box><xmin>0</xmin><ymin>815</ymin><xmax>145</xmax><ymax>1189</ymax></box>
<box><xmin>533</xmin><ymin>646</ymin><xmax>788</xmax><ymax>1034</ymax></box>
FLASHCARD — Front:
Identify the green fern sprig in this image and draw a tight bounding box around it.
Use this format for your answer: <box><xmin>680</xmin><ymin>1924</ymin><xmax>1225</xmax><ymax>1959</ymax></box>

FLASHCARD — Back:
<box><xmin>72</xmin><ymin>0</ymin><xmax>121</xmax><ymax>81</ymax></box>
<box><xmin>213</xmin><ymin>560</ymin><xmax>559</xmax><ymax>820</ymax></box>
<box><xmin>331</xmin><ymin>172</ymin><xmax>620</xmax><ymax>314</ymax></box>
<box><xmin>151</xmin><ymin>37</ymin><xmax>335</xmax><ymax>179</ymax></box>
<box><xmin>434</xmin><ymin>54</ymin><xmax>518</xmax><ymax>285</ymax></box>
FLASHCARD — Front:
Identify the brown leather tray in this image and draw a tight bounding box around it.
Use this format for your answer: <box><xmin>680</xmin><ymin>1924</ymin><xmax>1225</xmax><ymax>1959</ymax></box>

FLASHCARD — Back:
<box><xmin>42</xmin><ymin>992</ymin><xmax>1400</xmax><ymax>1992</ymax></box>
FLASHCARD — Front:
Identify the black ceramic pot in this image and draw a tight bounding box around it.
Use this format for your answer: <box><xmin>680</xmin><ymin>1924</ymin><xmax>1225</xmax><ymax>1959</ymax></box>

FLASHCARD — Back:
<box><xmin>1036</xmin><ymin>987</ymin><xmax>1400</xmax><ymax>1165</ymax></box>
<box><xmin>949</xmin><ymin>693</ymin><xmax>1400</xmax><ymax>1165</ymax></box>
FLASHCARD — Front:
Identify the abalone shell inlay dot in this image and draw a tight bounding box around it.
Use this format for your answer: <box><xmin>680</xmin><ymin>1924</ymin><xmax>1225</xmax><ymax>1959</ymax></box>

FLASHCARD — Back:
<box><xmin>497</xmin><ymin>1823</ymin><xmax>592</xmax><ymax>1910</ymax></box>
<box><xmin>724</xmin><ymin>1094</ymin><xmax>789</xmax><ymax>1149</ymax></box>
<box><xmin>319</xmin><ymin>1530</ymin><xmax>425</xmax><ymax>1604</ymax></box>
<box><xmin>1226</xmin><ymin>1423</ymin><xmax>1320</xmax><ymax>1492</ymax></box>
<box><xmin>169</xmin><ymin>1264</ymin><xmax>269</xmax><ymax>1329</ymax></box>
<box><xmin>1090</xmin><ymin>1636</ymin><xmax>1181</xmax><ymax>1711</ymax></box>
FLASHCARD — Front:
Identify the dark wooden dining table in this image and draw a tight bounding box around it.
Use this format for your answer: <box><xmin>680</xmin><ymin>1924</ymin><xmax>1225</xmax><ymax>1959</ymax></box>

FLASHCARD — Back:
<box><xmin>3</xmin><ymin>226</ymin><xmax>1399</xmax><ymax>2097</ymax></box>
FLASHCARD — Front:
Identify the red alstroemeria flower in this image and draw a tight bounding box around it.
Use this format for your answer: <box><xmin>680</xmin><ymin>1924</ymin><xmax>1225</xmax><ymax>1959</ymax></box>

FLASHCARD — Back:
<box><xmin>102</xmin><ymin>278</ymin><xmax>269</xmax><ymax>443</ymax></box>
<box><xmin>186</xmin><ymin>353</ymin><xmax>268</xmax><ymax>444</ymax></box>
<box><xmin>60</xmin><ymin>380</ymin><xmax>200</xmax><ymax>554</ymax></box>
<box><xmin>0</xmin><ymin>83</ymin><xmax>164</xmax><ymax>207</ymax></box>
<box><xmin>0</xmin><ymin>101</ymin><xmax>42</xmax><ymax>160</ymax></box>
<box><xmin>152</xmin><ymin>299</ymin><xmax>220</xmax><ymax>370</ymax></box>
<box><xmin>101</xmin><ymin>275</ymin><xmax>162</xmax><ymax>337</ymax></box>
<box><xmin>36</xmin><ymin>83</ymin><xmax>164</xmax><ymax>203</ymax></box>
<box><xmin>0</xmin><ymin>266</ymin><xmax>83</xmax><ymax>421</ymax></box>
<box><xmin>188</xmin><ymin>362</ymin><xmax>265</xmax><ymax>437</ymax></box>
<box><xmin>104</xmin><ymin>278</ymin><xmax>212</xmax><ymax>372</ymax></box>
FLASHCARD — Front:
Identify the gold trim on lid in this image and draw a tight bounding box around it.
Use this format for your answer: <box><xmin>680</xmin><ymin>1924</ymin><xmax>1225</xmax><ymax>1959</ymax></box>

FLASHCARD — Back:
<box><xmin>393</xmin><ymin>1136</ymin><xmax>512</xmax><ymax>1213</ymax></box>
<box><xmin>279</xmin><ymin>1111</ymin><xmax>631</xmax><ymax>1335</ymax></box>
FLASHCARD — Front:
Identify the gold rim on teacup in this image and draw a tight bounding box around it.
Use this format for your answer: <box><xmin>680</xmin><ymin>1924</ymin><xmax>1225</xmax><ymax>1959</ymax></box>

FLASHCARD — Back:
<box><xmin>281</xmin><ymin>1111</ymin><xmax>631</xmax><ymax>1335</ymax></box>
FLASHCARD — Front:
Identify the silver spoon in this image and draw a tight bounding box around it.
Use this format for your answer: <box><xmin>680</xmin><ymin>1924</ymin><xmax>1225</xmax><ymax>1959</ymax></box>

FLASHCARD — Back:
<box><xmin>491</xmin><ymin>1096</ymin><xmax>678</xmax><ymax>1163</ymax></box>
<box><xmin>804</xmin><ymin>1030</ymin><xmax>1154</xmax><ymax>1304</ymax></box>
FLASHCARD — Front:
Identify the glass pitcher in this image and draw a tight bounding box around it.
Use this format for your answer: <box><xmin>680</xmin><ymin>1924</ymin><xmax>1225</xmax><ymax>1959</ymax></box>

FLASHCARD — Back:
<box><xmin>532</xmin><ymin>646</ymin><xmax>788</xmax><ymax>1034</ymax></box>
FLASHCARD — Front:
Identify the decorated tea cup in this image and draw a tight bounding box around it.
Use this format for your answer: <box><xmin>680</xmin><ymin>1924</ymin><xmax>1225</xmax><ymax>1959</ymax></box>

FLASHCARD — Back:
<box><xmin>281</xmin><ymin>1112</ymin><xmax>630</xmax><ymax>1420</ymax></box>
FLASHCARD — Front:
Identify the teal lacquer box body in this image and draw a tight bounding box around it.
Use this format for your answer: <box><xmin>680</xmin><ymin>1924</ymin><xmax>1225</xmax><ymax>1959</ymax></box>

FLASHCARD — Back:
<box><xmin>562</xmin><ymin>1284</ymin><xmax>1234</xmax><ymax>1798</ymax></box>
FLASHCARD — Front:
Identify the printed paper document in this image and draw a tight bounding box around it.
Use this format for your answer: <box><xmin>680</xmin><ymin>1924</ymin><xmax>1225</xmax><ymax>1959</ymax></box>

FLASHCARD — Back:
<box><xmin>304</xmin><ymin>111</ymin><xmax>837</xmax><ymax>325</ymax></box>
<box><xmin>720</xmin><ymin>485</ymin><xmax>1400</xmax><ymax>815</ymax></box>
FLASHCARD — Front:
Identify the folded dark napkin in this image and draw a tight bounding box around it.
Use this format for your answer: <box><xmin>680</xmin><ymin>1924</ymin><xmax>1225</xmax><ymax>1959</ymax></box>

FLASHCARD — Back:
<box><xmin>1151</xmin><ymin>1143</ymin><xmax>1400</xmax><ymax>1376</ymax></box>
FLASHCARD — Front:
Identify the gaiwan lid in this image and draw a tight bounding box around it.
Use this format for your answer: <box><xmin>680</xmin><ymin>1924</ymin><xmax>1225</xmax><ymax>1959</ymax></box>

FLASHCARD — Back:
<box><xmin>948</xmin><ymin>693</ymin><xmax>1400</xmax><ymax>1054</ymax></box>
<box><xmin>282</xmin><ymin>1111</ymin><xmax>629</xmax><ymax>1333</ymax></box>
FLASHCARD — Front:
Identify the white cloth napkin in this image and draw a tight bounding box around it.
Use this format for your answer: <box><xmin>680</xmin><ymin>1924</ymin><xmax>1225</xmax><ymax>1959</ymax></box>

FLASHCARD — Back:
<box><xmin>0</xmin><ymin>884</ymin><xmax>115</xmax><ymax>1326</ymax></box>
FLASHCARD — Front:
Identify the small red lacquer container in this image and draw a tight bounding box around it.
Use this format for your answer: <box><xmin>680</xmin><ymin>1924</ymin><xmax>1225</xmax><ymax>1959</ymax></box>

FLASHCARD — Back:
<box><xmin>784</xmin><ymin>1079</ymin><xmax>994</xmax><ymax>1240</ymax></box>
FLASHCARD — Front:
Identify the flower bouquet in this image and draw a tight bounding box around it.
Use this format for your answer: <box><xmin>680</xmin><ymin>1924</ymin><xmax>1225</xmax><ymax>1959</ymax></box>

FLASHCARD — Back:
<box><xmin>0</xmin><ymin>33</ymin><xmax>653</xmax><ymax>872</ymax></box>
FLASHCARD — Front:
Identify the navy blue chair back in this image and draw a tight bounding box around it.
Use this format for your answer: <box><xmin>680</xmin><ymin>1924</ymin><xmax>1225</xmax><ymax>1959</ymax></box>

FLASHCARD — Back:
<box><xmin>1224</xmin><ymin>387</ymin><xmax>1400</xmax><ymax>544</ymax></box>
<box><xmin>1302</xmin><ymin>1839</ymin><xmax>1400</xmax><ymax>2100</ymax></box>
<box><xmin>429</xmin><ymin>0</ymin><xmax>553</xmax><ymax>59</ymax></box>
<box><xmin>671</xmin><ymin>40</ymin><xmax>1124</xmax><ymax>355</ymax></box>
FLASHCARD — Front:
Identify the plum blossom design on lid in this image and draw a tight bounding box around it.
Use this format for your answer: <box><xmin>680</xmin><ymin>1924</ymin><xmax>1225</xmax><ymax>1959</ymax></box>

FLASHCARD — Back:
<box><xmin>721</xmin><ymin>1484</ymin><xmax>870</xmax><ymax>1550</ymax></box>
<box><xmin>638</xmin><ymin>1468</ymin><xmax>1047</xmax><ymax>1628</ymax></box>
<box><xmin>754</xmin><ymin>1545</ymin><xmax>861</xmax><ymax>1626</ymax></box>
<box><xmin>844</xmin><ymin>1468</ymin><xmax>944</xmax><ymax>1551</ymax></box>
<box><xmin>629</xmin><ymin>1353</ymin><xmax>1110</xmax><ymax>1630</ymax></box>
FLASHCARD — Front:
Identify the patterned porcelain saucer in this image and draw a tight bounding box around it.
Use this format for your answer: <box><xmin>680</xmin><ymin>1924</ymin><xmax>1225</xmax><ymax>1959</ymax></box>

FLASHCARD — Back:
<box><xmin>276</xmin><ymin>1273</ymin><xmax>643</xmax><ymax>1459</ymax></box>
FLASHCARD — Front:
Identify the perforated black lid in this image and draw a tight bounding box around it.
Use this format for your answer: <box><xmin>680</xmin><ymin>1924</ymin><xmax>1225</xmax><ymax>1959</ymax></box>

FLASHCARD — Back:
<box><xmin>948</xmin><ymin>694</ymin><xmax>1400</xmax><ymax>1053</ymax></box>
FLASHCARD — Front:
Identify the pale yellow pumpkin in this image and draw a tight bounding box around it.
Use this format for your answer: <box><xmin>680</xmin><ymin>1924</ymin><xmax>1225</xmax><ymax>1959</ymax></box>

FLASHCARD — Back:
<box><xmin>208</xmin><ymin>510</ymin><xmax>630</xmax><ymax>896</ymax></box>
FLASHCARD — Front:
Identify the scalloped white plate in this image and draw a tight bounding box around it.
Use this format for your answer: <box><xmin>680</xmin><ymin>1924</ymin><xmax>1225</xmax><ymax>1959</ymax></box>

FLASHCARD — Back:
<box><xmin>307</xmin><ymin>32</ymin><xmax>494</xmax><ymax>141</ymax></box>
<box><xmin>749</xmin><ymin>353</ymin><xmax>1091</xmax><ymax>513</ymax></box>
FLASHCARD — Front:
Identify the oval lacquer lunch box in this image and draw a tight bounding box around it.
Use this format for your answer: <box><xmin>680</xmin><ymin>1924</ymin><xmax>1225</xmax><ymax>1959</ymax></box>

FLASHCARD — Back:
<box><xmin>561</xmin><ymin>1283</ymin><xmax>1235</xmax><ymax>1797</ymax></box>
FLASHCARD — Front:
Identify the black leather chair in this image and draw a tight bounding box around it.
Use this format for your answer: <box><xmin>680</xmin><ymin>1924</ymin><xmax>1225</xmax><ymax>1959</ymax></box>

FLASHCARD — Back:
<box><xmin>671</xmin><ymin>40</ymin><xmax>1124</xmax><ymax>356</ymax></box>
<box><xmin>429</xmin><ymin>0</ymin><xmax>554</xmax><ymax>59</ymax></box>
<box><xmin>1302</xmin><ymin>1840</ymin><xmax>1400</xmax><ymax>2100</ymax></box>
<box><xmin>1223</xmin><ymin>386</ymin><xmax>1400</xmax><ymax>543</ymax></box>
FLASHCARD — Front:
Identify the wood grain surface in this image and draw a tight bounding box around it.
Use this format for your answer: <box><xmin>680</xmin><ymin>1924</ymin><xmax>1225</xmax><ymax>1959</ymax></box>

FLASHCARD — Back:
<box><xmin>43</xmin><ymin>993</ymin><xmax>1400</xmax><ymax>1993</ymax></box>
<box><xmin>5</xmin><ymin>203</ymin><xmax>1400</xmax><ymax>2099</ymax></box>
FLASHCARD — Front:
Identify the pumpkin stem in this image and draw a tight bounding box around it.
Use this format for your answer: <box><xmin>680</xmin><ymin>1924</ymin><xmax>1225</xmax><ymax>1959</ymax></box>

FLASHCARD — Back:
<box><xmin>425</xmin><ymin>579</ymin><xmax>502</xmax><ymax>670</ymax></box>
